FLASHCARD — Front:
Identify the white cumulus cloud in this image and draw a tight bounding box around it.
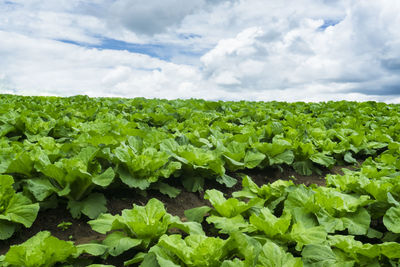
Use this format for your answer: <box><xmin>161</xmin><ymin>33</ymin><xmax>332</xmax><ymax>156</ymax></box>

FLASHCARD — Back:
<box><xmin>0</xmin><ymin>0</ymin><xmax>399</xmax><ymax>102</ymax></box>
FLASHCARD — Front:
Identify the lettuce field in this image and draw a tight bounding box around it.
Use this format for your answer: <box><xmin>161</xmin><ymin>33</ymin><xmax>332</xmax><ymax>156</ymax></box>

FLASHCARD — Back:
<box><xmin>1</xmin><ymin>94</ymin><xmax>400</xmax><ymax>266</ymax></box>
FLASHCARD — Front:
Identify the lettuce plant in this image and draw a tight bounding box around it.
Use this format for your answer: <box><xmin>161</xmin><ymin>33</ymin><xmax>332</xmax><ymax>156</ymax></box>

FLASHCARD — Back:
<box><xmin>88</xmin><ymin>198</ymin><xmax>204</xmax><ymax>258</ymax></box>
<box><xmin>134</xmin><ymin>232</ymin><xmax>303</xmax><ymax>267</ymax></box>
<box><xmin>25</xmin><ymin>146</ymin><xmax>115</xmax><ymax>219</ymax></box>
<box><xmin>201</xmin><ymin>189</ymin><xmax>263</xmax><ymax>234</ymax></box>
<box><xmin>0</xmin><ymin>175</ymin><xmax>39</xmax><ymax>240</ymax></box>
<box><xmin>2</xmin><ymin>231</ymin><xmax>76</xmax><ymax>267</ymax></box>
<box><xmin>0</xmin><ymin>230</ymin><xmax>109</xmax><ymax>267</ymax></box>
<box><xmin>135</xmin><ymin>234</ymin><xmax>229</xmax><ymax>267</ymax></box>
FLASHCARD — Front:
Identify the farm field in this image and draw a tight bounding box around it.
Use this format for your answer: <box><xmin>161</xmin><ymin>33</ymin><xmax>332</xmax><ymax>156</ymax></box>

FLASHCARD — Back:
<box><xmin>1</xmin><ymin>94</ymin><xmax>400</xmax><ymax>266</ymax></box>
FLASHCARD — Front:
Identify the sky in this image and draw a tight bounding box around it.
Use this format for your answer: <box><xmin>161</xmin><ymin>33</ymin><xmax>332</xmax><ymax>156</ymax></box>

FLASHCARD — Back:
<box><xmin>0</xmin><ymin>0</ymin><xmax>400</xmax><ymax>102</ymax></box>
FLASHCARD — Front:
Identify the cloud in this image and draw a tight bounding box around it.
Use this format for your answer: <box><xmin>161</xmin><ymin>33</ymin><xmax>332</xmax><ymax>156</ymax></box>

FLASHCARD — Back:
<box><xmin>0</xmin><ymin>30</ymin><xmax>208</xmax><ymax>98</ymax></box>
<box><xmin>201</xmin><ymin>27</ymin><xmax>265</xmax><ymax>86</ymax></box>
<box><xmin>0</xmin><ymin>0</ymin><xmax>400</xmax><ymax>102</ymax></box>
<box><xmin>105</xmin><ymin>0</ymin><xmax>234</xmax><ymax>36</ymax></box>
<box><xmin>108</xmin><ymin>0</ymin><xmax>206</xmax><ymax>36</ymax></box>
<box><xmin>0</xmin><ymin>0</ymin><xmax>219</xmax><ymax>62</ymax></box>
<box><xmin>198</xmin><ymin>0</ymin><xmax>400</xmax><ymax>100</ymax></box>
<box><xmin>0</xmin><ymin>74</ymin><xmax>16</xmax><ymax>94</ymax></box>
<box><xmin>0</xmin><ymin>1</ymin><xmax>107</xmax><ymax>44</ymax></box>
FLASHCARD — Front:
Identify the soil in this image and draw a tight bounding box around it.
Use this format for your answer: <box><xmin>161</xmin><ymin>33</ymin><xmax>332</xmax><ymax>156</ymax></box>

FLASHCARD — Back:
<box><xmin>0</xmin><ymin>204</ymin><xmax>103</xmax><ymax>254</ymax></box>
<box><xmin>0</xmin><ymin>163</ymin><xmax>359</xmax><ymax>265</ymax></box>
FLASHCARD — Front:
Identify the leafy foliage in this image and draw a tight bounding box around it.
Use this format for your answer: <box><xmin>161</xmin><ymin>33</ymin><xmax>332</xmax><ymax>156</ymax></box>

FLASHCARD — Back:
<box><xmin>88</xmin><ymin>198</ymin><xmax>204</xmax><ymax>260</ymax></box>
<box><xmin>1</xmin><ymin>96</ymin><xmax>400</xmax><ymax>265</ymax></box>
<box><xmin>3</xmin><ymin>231</ymin><xmax>76</xmax><ymax>267</ymax></box>
<box><xmin>0</xmin><ymin>175</ymin><xmax>39</xmax><ymax>240</ymax></box>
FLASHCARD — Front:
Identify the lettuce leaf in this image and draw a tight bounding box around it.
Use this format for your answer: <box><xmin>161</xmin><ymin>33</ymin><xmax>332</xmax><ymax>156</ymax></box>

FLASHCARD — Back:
<box><xmin>88</xmin><ymin>198</ymin><xmax>204</xmax><ymax>257</ymax></box>
<box><xmin>205</xmin><ymin>189</ymin><xmax>262</xmax><ymax>218</ymax></box>
<box><xmin>0</xmin><ymin>175</ymin><xmax>39</xmax><ymax>240</ymax></box>
<box><xmin>257</xmin><ymin>240</ymin><xmax>303</xmax><ymax>267</ymax></box>
<box><xmin>383</xmin><ymin>206</ymin><xmax>400</xmax><ymax>233</ymax></box>
<box><xmin>4</xmin><ymin>231</ymin><xmax>76</xmax><ymax>267</ymax></box>
<box><xmin>148</xmin><ymin>234</ymin><xmax>228</xmax><ymax>266</ymax></box>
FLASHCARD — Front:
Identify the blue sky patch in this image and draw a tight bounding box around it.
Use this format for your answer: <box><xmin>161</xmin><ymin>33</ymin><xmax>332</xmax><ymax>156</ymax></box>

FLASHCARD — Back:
<box><xmin>2</xmin><ymin>0</ymin><xmax>19</xmax><ymax>10</ymax></box>
<box><xmin>318</xmin><ymin>19</ymin><xmax>341</xmax><ymax>30</ymax></box>
<box><xmin>56</xmin><ymin>37</ymin><xmax>204</xmax><ymax>62</ymax></box>
<box><xmin>178</xmin><ymin>33</ymin><xmax>202</xmax><ymax>40</ymax></box>
<box><xmin>96</xmin><ymin>38</ymin><xmax>169</xmax><ymax>59</ymax></box>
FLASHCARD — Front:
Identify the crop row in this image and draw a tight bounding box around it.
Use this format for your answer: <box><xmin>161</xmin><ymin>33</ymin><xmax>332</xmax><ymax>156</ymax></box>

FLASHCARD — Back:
<box><xmin>1</xmin><ymin>95</ymin><xmax>400</xmax><ymax>266</ymax></box>
<box><xmin>0</xmin><ymin>96</ymin><xmax>399</xmax><ymax>221</ymax></box>
<box><xmin>2</xmin><ymin>149</ymin><xmax>400</xmax><ymax>266</ymax></box>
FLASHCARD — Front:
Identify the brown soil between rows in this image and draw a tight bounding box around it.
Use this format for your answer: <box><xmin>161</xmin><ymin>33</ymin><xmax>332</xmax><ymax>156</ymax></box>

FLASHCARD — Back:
<box><xmin>0</xmin><ymin>164</ymin><xmax>357</xmax><ymax>260</ymax></box>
